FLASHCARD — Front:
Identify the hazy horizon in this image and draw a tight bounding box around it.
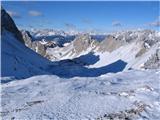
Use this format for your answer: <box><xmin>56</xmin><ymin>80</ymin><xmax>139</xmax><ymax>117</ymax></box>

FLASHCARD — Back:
<box><xmin>2</xmin><ymin>1</ymin><xmax>160</xmax><ymax>33</ymax></box>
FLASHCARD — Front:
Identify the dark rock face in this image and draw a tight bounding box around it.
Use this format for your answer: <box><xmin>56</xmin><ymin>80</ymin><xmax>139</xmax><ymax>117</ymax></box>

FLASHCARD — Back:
<box><xmin>157</xmin><ymin>49</ymin><xmax>160</xmax><ymax>60</ymax></box>
<box><xmin>1</xmin><ymin>7</ymin><xmax>24</xmax><ymax>43</ymax></box>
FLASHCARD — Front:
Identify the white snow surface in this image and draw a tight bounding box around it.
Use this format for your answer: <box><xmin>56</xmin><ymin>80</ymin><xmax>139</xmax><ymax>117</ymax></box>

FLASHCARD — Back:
<box><xmin>47</xmin><ymin>34</ymin><xmax>159</xmax><ymax>70</ymax></box>
<box><xmin>1</xmin><ymin>70</ymin><xmax>160</xmax><ymax>120</ymax></box>
<box><xmin>90</xmin><ymin>41</ymin><xmax>159</xmax><ymax>70</ymax></box>
<box><xmin>1</xmin><ymin>30</ymin><xmax>52</xmax><ymax>79</ymax></box>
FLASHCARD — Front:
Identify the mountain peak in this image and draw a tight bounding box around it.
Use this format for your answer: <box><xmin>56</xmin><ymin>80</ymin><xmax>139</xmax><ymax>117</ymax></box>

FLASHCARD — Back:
<box><xmin>1</xmin><ymin>7</ymin><xmax>24</xmax><ymax>43</ymax></box>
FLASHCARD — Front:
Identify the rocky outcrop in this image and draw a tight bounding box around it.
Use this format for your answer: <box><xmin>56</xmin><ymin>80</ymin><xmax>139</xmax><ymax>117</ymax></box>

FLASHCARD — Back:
<box><xmin>135</xmin><ymin>42</ymin><xmax>148</xmax><ymax>58</ymax></box>
<box><xmin>143</xmin><ymin>49</ymin><xmax>160</xmax><ymax>69</ymax></box>
<box><xmin>98</xmin><ymin>30</ymin><xmax>160</xmax><ymax>54</ymax></box>
<box><xmin>21</xmin><ymin>30</ymin><xmax>46</xmax><ymax>56</ymax></box>
<box><xmin>21</xmin><ymin>30</ymin><xmax>45</xmax><ymax>56</ymax></box>
<box><xmin>135</xmin><ymin>31</ymin><xmax>160</xmax><ymax>58</ymax></box>
<box><xmin>157</xmin><ymin>49</ymin><xmax>160</xmax><ymax>59</ymax></box>
<box><xmin>98</xmin><ymin>35</ymin><xmax>124</xmax><ymax>52</ymax></box>
<box><xmin>1</xmin><ymin>7</ymin><xmax>51</xmax><ymax>78</ymax></box>
<box><xmin>97</xmin><ymin>102</ymin><xmax>148</xmax><ymax>120</ymax></box>
<box><xmin>31</xmin><ymin>41</ymin><xmax>46</xmax><ymax>57</ymax></box>
<box><xmin>73</xmin><ymin>34</ymin><xmax>98</xmax><ymax>54</ymax></box>
<box><xmin>1</xmin><ymin>7</ymin><xmax>24</xmax><ymax>43</ymax></box>
<box><xmin>138</xmin><ymin>30</ymin><xmax>159</xmax><ymax>45</ymax></box>
<box><xmin>21</xmin><ymin>30</ymin><xmax>33</xmax><ymax>48</ymax></box>
<box><xmin>21</xmin><ymin>30</ymin><xmax>58</xmax><ymax>57</ymax></box>
<box><xmin>135</xmin><ymin>47</ymin><xmax>146</xmax><ymax>58</ymax></box>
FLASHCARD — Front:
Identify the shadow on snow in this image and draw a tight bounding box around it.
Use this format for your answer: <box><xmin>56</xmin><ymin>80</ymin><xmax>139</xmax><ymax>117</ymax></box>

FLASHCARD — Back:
<box><xmin>49</xmin><ymin>52</ymin><xmax>127</xmax><ymax>78</ymax></box>
<box><xmin>1</xmin><ymin>52</ymin><xmax>127</xmax><ymax>83</ymax></box>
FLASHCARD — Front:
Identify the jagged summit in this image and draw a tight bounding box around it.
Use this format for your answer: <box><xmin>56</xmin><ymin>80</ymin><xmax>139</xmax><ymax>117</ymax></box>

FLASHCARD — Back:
<box><xmin>1</xmin><ymin>7</ymin><xmax>51</xmax><ymax>79</ymax></box>
<box><xmin>1</xmin><ymin>2</ymin><xmax>160</xmax><ymax>120</ymax></box>
<box><xmin>1</xmin><ymin>7</ymin><xmax>24</xmax><ymax>43</ymax></box>
<box><xmin>1</xmin><ymin>6</ymin><xmax>160</xmax><ymax>78</ymax></box>
<box><xmin>72</xmin><ymin>34</ymin><xmax>97</xmax><ymax>54</ymax></box>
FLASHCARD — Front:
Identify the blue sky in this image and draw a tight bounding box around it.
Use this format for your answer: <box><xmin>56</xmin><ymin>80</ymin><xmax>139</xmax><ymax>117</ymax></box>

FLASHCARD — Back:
<box><xmin>2</xmin><ymin>1</ymin><xmax>160</xmax><ymax>32</ymax></box>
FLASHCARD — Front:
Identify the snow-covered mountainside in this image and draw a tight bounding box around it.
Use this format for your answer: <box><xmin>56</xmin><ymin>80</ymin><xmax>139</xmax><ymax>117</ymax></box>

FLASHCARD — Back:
<box><xmin>21</xmin><ymin>30</ymin><xmax>59</xmax><ymax>58</ymax></box>
<box><xmin>22</xmin><ymin>29</ymin><xmax>106</xmax><ymax>58</ymax></box>
<box><xmin>29</xmin><ymin>29</ymin><xmax>76</xmax><ymax>46</ymax></box>
<box><xmin>46</xmin><ymin>34</ymin><xmax>99</xmax><ymax>60</ymax></box>
<box><xmin>46</xmin><ymin>30</ymin><xmax>160</xmax><ymax>70</ymax></box>
<box><xmin>1</xmin><ymin>70</ymin><xmax>160</xmax><ymax>120</ymax></box>
<box><xmin>1</xmin><ymin>7</ymin><xmax>160</xmax><ymax>120</ymax></box>
<box><xmin>1</xmin><ymin>8</ymin><xmax>52</xmax><ymax>80</ymax></box>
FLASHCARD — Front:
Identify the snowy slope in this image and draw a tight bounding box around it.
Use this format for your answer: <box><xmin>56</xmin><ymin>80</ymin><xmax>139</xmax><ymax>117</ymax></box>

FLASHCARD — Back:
<box><xmin>90</xmin><ymin>40</ymin><xmax>160</xmax><ymax>70</ymax></box>
<box><xmin>1</xmin><ymin>30</ymin><xmax>52</xmax><ymax>80</ymax></box>
<box><xmin>1</xmin><ymin>7</ymin><xmax>160</xmax><ymax>120</ymax></box>
<box><xmin>1</xmin><ymin>70</ymin><xmax>160</xmax><ymax>120</ymax></box>
<box><xmin>1</xmin><ymin>8</ymin><xmax>52</xmax><ymax>80</ymax></box>
<box><xmin>46</xmin><ymin>30</ymin><xmax>160</xmax><ymax>71</ymax></box>
<box><xmin>46</xmin><ymin>34</ymin><xmax>98</xmax><ymax>61</ymax></box>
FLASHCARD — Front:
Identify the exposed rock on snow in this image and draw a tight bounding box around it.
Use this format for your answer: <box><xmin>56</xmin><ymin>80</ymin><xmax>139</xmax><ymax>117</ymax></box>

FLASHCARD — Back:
<box><xmin>21</xmin><ymin>30</ymin><xmax>33</xmax><ymax>48</ymax></box>
<box><xmin>1</xmin><ymin>8</ymin><xmax>51</xmax><ymax>79</ymax></box>
<box><xmin>97</xmin><ymin>102</ymin><xmax>149</xmax><ymax>120</ymax></box>
<box><xmin>1</xmin><ymin>70</ymin><xmax>160</xmax><ymax>120</ymax></box>
<box><xmin>21</xmin><ymin>30</ymin><xmax>58</xmax><ymax>57</ymax></box>
<box><xmin>72</xmin><ymin>34</ymin><xmax>98</xmax><ymax>54</ymax></box>
<box><xmin>19</xmin><ymin>26</ymin><xmax>160</xmax><ymax>72</ymax></box>
<box><xmin>45</xmin><ymin>29</ymin><xmax>160</xmax><ymax>70</ymax></box>
<box><xmin>144</xmin><ymin>49</ymin><xmax>160</xmax><ymax>69</ymax></box>
<box><xmin>98</xmin><ymin>35</ymin><xmax>124</xmax><ymax>52</ymax></box>
<box><xmin>1</xmin><ymin>6</ymin><xmax>160</xmax><ymax>120</ymax></box>
<box><xmin>135</xmin><ymin>42</ymin><xmax>147</xmax><ymax>58</ymax></box>
<box><xmin>46</xmin><ymin>34</ymin><xmax>99</xmax><ymax>61</ymax></box>
<box><xmin>157</xmin><ymin>49</ymin><xmax>160</xmax><ymax>60</ymax></box>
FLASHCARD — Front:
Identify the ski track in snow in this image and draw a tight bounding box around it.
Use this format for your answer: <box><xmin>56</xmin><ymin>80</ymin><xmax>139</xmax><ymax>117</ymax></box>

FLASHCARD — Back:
<box><xmin>1</xmin><ymin>70</ymin><xmax>160</xmax><ymax>120</ymax></box>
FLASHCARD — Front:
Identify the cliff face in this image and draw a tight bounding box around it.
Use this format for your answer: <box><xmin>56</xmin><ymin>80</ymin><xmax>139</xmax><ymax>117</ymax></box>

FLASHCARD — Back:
<box><xmin>98</xmin><ymin>35</ymin><xmax>124</xmax><ymax>52</ymax></box>
<box><xmin>1</xmin><ymin>7</ymin><xmax>51</xmax><ymax>78</ymax></box>
<box><xmin>144</xmin><ymin>49</ymin><xmax>160</xmax><ymax>69</ymax></box>
<box><xmin>71</xmin><ymin>34</ymin><xmax>99</xmax><ymax>55</ymax></box>
<box><xmin>1</xmin><ymin>7</ymin><xmax>24</xmax><ymax>43</ymax></box>
<box><xmin>21</xmin><ymin>30</ymin><xmax>57</xmax><ymax>57</ymax></box>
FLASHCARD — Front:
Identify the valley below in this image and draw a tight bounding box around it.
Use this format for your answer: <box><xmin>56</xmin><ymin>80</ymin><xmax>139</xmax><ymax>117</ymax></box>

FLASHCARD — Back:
<box><xmin>1</xmin><ymin>4</ymin><xmax>160</xmax><ymax>120</ymax></box>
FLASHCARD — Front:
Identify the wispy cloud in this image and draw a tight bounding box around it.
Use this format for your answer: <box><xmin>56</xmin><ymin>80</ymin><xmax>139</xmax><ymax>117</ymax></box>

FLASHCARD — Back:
<box><xmin>28</xmin><ymin>10</ymin><xmax>42</xmax><ymax>17</ymax></box>
<box><xmin>149</xmin><ymin>21</ymin><xmax>160</xmax><ymax>27</ymax></box>
<box><xmin>64</xmin><ymin>23</ymin><xmax>76</xmax><ymax>30</ymax></box>
<box><xmin>112</xmin><ymin>21</ymin><xmax>122</xmax><ymax>27</ymax></box>
<box><xmin>7</xmin><ymin>10</ymin><xmax>21</xmax><ymax>18</ymax></box>
<box><xmin>148</xmin><ymin>16</ymin><xmax>160</xmax><ymax>27</ymax></box>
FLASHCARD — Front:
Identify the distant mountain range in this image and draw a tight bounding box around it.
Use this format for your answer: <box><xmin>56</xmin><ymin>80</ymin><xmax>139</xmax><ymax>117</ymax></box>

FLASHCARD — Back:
<box><xmin>21</xmin><ymin>27</ymin><xmax>160</xmax><ymax>70</ymax></box>
<box><xmin>1</xmin><ymin>7</ymin><xmax>160</xmax><ymax>120</ymax></box>
<box><xmin>1</xmin><ymin>6</ymin><xmax>160</xmax><ymax>79</ymax></box>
